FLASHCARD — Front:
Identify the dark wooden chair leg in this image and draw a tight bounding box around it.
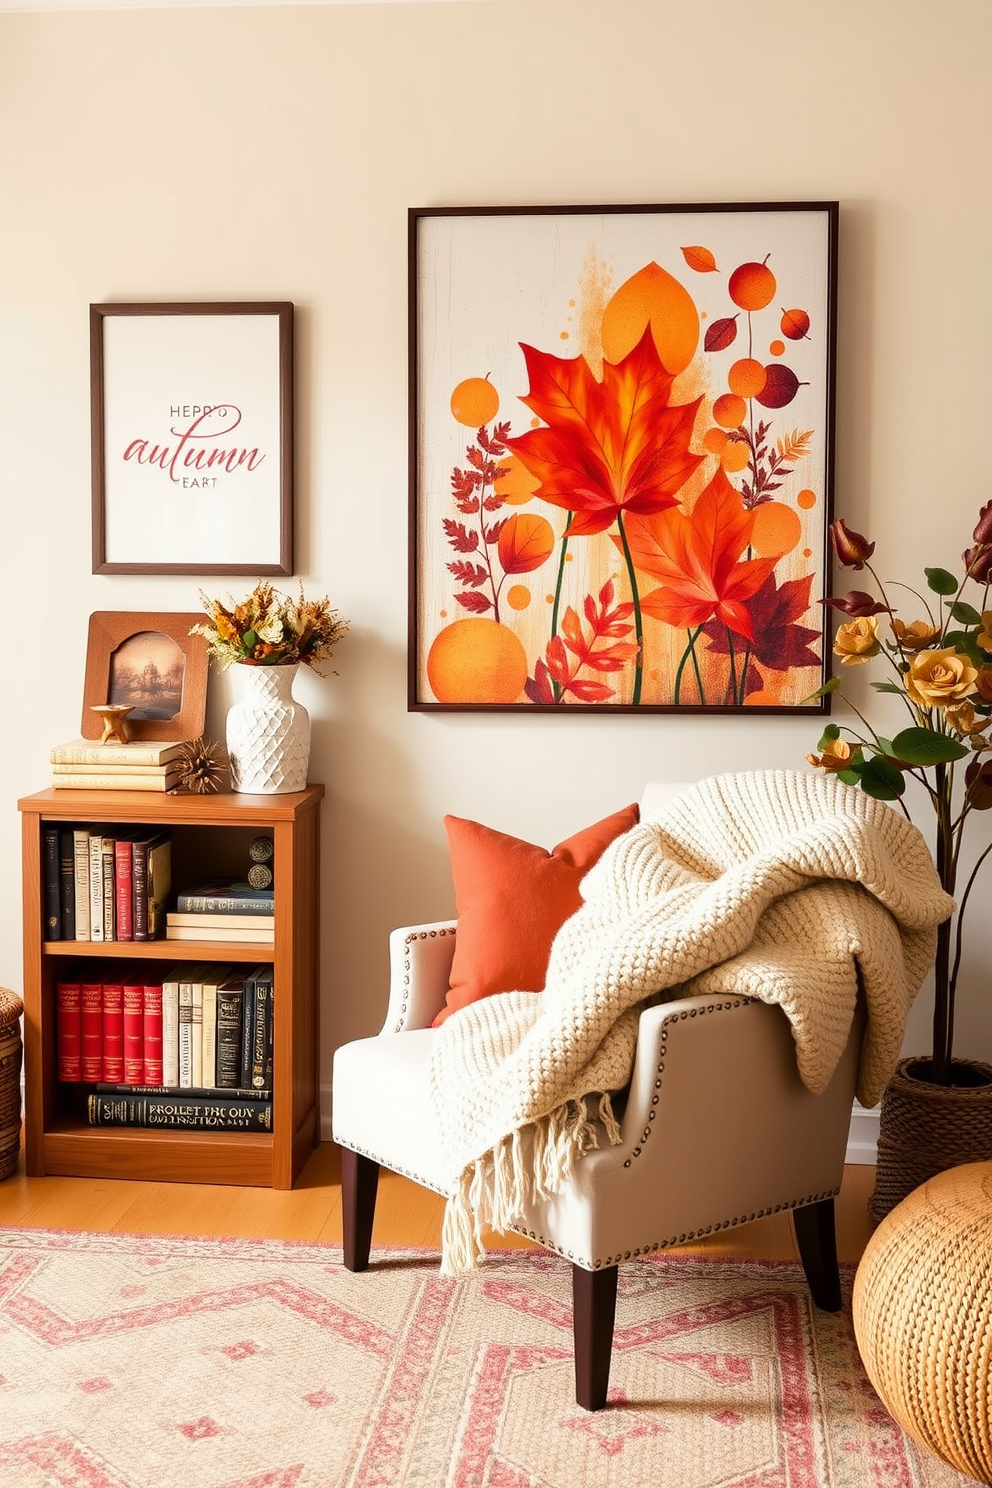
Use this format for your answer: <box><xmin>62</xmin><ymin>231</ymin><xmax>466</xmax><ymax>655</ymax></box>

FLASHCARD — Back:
<box><xmin>792</xmin><ymin>1196</ymin><xmax>842</xmax><ymax>1312</ymax></box>
<box><xmin>341</xmin><ymin>1146</ymin><xmax>380</xmax><ymax>1272</ymax></box>
<box><xmin>572</xmin><ymin>1263</ymin><xmax>619</xmax><ymax>1410</ymax></box>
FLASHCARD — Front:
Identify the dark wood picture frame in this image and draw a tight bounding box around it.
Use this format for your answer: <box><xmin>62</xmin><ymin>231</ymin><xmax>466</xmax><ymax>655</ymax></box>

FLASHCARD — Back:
<box><xmin>81</xmin><ymin>611</ymin><xmax>209</xmax><ymax>741</ymax></box>
<box><xmin>409</xmin><ymin>202</ymin><xmax>838</xmax><ymax>713</ymax></box>
<box><xmin>91</xmin><ymin>302</ymin><xmax>294</xmax><ymax>576</ymax></box>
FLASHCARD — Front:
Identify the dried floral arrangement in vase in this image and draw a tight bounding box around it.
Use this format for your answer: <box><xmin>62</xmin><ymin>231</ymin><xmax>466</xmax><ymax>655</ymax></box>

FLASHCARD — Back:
<box><xmin>191</xmin><ymin>582</ymin><xmax>349</xmax><ymax>795</ymax></box>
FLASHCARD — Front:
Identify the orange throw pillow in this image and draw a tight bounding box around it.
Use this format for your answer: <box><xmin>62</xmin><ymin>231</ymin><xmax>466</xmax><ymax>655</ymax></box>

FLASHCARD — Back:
<box><xmin>434</xmin><ymin>803</ymin><xmax>640</xmax><ymax>1025</ymax></box>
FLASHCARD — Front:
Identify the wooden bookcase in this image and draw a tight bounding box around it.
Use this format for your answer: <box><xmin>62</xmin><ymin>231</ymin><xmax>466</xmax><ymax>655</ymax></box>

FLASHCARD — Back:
<box><xmin>19</xmin><ymin>784</ymin><xmax>323</xmax><ymax>1189</ymax></box>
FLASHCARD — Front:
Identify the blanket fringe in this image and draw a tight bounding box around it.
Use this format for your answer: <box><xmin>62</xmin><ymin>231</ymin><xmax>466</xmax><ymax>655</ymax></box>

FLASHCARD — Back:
<box><xmin>439</xmin><ymin>1091</ymin><xmax>622</xmax><ymax>1276</ymax></box>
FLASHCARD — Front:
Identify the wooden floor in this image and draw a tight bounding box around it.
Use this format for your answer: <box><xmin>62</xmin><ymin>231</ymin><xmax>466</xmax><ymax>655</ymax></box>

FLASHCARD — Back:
<box><xmin>0</xmin><ymin>1141</ymin><xmax>879</xmax><ymax>1264</ymax></box>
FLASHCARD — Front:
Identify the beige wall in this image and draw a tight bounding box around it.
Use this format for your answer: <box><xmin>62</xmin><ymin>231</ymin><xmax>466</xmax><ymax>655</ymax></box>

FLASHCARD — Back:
<box><xmin>1</xmin><ymin>0</ymin><xmax>990</xmax><ymax>1111</ymax></box>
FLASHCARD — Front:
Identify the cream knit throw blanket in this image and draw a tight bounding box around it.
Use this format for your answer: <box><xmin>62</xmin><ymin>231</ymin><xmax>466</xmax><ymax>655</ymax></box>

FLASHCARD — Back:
<box><xmin>429</xmin><ymin>770</ymin><xmax>954</xmax><ymax>1274</ymax></box>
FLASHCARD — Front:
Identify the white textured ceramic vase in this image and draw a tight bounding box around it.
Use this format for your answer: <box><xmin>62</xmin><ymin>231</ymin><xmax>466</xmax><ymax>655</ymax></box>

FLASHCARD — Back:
<box><xmin>226</xmin><ymin>663</ymin><xmax>311</xmax><ymax>794</ymax></box>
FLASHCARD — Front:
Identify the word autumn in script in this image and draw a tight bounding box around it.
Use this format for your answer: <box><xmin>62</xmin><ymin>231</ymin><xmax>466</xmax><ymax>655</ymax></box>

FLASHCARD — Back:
<box><xmin>120</xmin><ymin>404</ymin><xmax>267</xmax><ymax>489</ymax></box>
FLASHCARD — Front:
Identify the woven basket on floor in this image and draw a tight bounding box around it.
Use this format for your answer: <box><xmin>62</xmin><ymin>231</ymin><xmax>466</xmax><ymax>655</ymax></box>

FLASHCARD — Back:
<box><xmin>0</xmin><ymin>987</ymin><xmax>24</xmax><ymax>1181</ymax></box>
<box><xmin>869</xmin><ymin>1056</ymin><xmax>992</xmax><ymax>1221</ymax></box>
<box><xmin>853</xmin><ymin>1161</ymin><xmax>992</xmax><ymax>1485</ymax></box>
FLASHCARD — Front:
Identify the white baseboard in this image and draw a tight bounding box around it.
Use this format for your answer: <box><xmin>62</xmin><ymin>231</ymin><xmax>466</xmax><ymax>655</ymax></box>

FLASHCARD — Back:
<box><xmin>845</xmin><ymin>1101</ymin><xmax>880</xmax><ymax>1165</ymax></box>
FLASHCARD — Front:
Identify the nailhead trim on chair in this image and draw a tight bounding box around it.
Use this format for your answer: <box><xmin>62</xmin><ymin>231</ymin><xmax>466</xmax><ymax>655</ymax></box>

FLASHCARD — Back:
<box><xmin>339</xmin><ymin>1131</ymin><xmax>836</xmax><ymax>1271</ymax></box>
<box><xmin>622</xmin><ymin>998</ymin><xmax>746</xmax><ymax>1167</ymax></box>
<box><xmin>389</xmin><ymin>925</ymin><xmax>457</xmax><ymax>1032</ymax></box>
<box><xmin>510</xmin><ymin>1185</ymin><xmax>841</xmax><ymax>1271</ymax></box>
<box><xmin>510</xmin><ymin>996</ymin><xmax>840</xmax><ymax>1270</ymax></box>
<box><xmin>335</xmin><ymin>1138</ymin><xmax>452</xmax><ymax>1199</ymax></box>
<box><xmin>361</xmin><ymin>989</ymin><xmax>840</xmax><ymax>1272</ymax></box>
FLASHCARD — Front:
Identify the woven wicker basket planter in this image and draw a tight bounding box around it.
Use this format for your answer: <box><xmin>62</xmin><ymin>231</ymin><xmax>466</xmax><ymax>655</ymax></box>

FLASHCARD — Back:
<box><xmin>0</xmin><ymin>987</ymin><xmax>23</xmax><ymax>1182</ymax></box>
<box><xmin>853</xmin><ymin>1161</ymin><xmax>992</xmax><ymax>1485</ymax></box>
<box><xmin>869</xmin><ymin>1056</ymin><xmax>992</xmax><ymax>1223</ymax></box>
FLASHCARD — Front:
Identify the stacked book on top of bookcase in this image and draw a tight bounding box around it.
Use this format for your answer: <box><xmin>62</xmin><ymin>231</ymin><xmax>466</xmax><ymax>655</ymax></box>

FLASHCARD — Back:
<box><xmin>165</xmin><ymin>878</ymin><xmax>275</xmax><ymax>945</ymax></box>
<box><xmin>51</xmin><ymin>738</ymin><xmax>187</xmax><ymax>792</ymax></box>
<box><xmin>56</xmin><ymin>962</ymin><xmax>275</xmax><ymax>1131</ymax></box>
<box><xmin>43</xmin><ymin>823</ymin><xmax>171</xmax><ymax>943</ymax></box>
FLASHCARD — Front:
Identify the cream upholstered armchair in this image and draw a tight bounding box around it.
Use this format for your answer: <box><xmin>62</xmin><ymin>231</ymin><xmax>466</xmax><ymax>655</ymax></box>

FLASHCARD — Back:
<box><xmin>332</xmin><ymin>783</ymin><xmax>863</xmax><ymax>1411</ymax></box>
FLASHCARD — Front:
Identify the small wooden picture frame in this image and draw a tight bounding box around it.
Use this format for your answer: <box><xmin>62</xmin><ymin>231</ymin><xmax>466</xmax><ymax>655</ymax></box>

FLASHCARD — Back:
<box><xmin>81</xmin><ymin>611</ymin><xmax>209</xmax><ymax>741</ymax></box>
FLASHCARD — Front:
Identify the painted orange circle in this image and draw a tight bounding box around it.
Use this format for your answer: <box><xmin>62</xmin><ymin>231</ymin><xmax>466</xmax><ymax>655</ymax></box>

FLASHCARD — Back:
<box><xmin>450</xmin><ymin>377</ymin><xmax>499</xmax><ymax>427</ymax></box>
<box><xmin>727</xmin><ymin>358</ymin><xmax>767</xmax><ymax>398</ymax></box>
<box><xmin>713</xmin><ymin>393</ymin><xmax>747</xmax><ymax>429</ymax></box>
<box><xmin>729</xmin><ymin>261</ymin><xmax>777</xmax><ymax>311</ymax></box>
<box><xmin>750</xmin><ymin>501</ymin><xmax>802</xmax><ymax>558</ymax></box>
<box><xmin>744</xmin><ymin>689</ymin><xmax>782</xmax><ymax>706</ymax></box>
<box><xmin>427</xmin><ymin>619</ymin><xmax>528</xmax><ymax>704</ymax></box>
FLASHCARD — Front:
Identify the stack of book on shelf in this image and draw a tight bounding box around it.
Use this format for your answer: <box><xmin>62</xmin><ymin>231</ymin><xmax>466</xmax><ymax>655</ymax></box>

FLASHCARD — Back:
<box><xmin>51</xmin><ymin>739</ymin><xmax>187</xmax><ymax>792</ymax></box>
<box><xmin>166</xmin><ymin>878</ymin><xmax>275</xmax><ymax>944</ymax></box>
<box><xmin>43</xmin><ymin>824</ymin><xmax>171</xmax><ymax>942</ymax></box>
<box><xmin>56</xmin><ymin>962</ymin><xmax>275</xmax><ymax>1131</ymax></box>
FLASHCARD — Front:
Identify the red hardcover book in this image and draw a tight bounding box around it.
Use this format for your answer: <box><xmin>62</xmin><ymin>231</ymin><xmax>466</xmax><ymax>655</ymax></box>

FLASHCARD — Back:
<box><xmin>56</xmin><ymin>980</ymin><xmax>82</xmax><ymax>1081</ymax></box>
<box><xmin>102</xmin><ymin>979</ymin><xmax>125</xmax><ymax>1083</ymax></box>
<box><xmin>122</xmin><ymin>971</ymin><xmax>145</xmax><ymax>1084</ymax></box>
<box><xmin>115</xmin><ymin>837</ymin><xmax>134</xmax><ymax>942</ymax></box>
<box><xmin>80</xmin><ymin>979</ymin><xmax>104</xmax><ymax>1082</ymax></box>
<box><xmin>142</xmin><ymin>979</ymin><xmax>164</xmax><ymax>1085</ymax></box>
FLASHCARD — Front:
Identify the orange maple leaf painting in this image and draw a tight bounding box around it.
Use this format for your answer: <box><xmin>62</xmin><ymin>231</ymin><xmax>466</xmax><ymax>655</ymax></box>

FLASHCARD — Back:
<box><xmin>627</xmin><ymin>468</ymin><xmax>778</xmax><ymax>641</ymax></box>
<box><xmin>505</xmin><ymin>329</ymin><xmax>704</xmax><ymax>537</ymax></box>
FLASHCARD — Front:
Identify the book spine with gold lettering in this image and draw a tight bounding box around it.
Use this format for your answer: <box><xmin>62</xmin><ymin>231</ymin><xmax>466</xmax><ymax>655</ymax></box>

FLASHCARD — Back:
<box><xmin>57</xmin><ymin>980</ymin><xmax>82</xmax><ymax>1081</ymax></box>
<box><xmin>87</xmin><ymin>1093</ymin><xmax>273</xmax><ymax>1131</ymax></box>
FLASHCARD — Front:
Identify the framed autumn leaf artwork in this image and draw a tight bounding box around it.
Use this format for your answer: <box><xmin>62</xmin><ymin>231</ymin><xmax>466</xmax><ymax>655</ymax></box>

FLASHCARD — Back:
<box><xmin>409</xmin><ymin>202</ymin><xmax>838</xmax><ymax>712</ymax></box>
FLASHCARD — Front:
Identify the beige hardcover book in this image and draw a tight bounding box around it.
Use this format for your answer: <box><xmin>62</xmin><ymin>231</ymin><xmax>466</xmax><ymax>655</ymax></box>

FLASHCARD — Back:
<box><xmin>50</xmin><ymin>739</ymin><xmax>187</xmax><ymax>767</ymax></box>
<box><xmin>177</xmin><ymin>963</ymin><xmax>210</xmax><ymax>1089</ymax></box>
<box><xmin>166</xmin><ymin>925</ymin><xmax>274</xmax><ymax>943</ymax></box>
<box><xmin>52</xmin><ymin>762</ymin><xmax>176</xmax><ymax>778</ymax></box>
<box><xmin>166</xmin><ymin>912</ymin><xmax>274</xmax><ymax>931</ymax></box>
<box><xmin>199</xmin><ymin>968</ymin><xmax>231</xmax><ymax>1090</ymax></box>
<box><xmin>160</xmin><ymin>965</ymin><xmax>186</xmax><ymax>1088</ymax></box>
<box><xmin>191</xmin><ymin>980</ymin><xmax>203</xmax><ymax>1088</ymax></box>
<box><xmin>72</xmin><ymin>828</ymin><xmax>91</xmax><ymax>941</ymax></box>
<box><xmin>53</xmin><ymin>772</ymin><xmax>181</xmax><ymax>792</ymax></box>
<box><xmin>88</xmin><ymin>832</ymin><xmax>105</xmax><ymax>943</ymax></box>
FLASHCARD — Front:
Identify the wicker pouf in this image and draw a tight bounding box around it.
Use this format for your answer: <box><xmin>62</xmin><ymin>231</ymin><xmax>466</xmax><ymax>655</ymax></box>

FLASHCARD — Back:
<box><xmin>0</xmin><ymin>987</ymin><xmax>23</xmax><ymax>1181</ymax></box>
<box><xmin>853</xmin><ymin>1162</ymin><xmax>992</xmax><ymax>1484</ymax></box>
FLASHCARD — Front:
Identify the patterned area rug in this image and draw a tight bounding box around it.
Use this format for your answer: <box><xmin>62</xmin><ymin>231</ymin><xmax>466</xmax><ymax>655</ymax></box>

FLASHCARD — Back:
<box><xmin>0</xmin><ymin>1228</ymin><xmax>972</xmax><ymax>1488</ymax></box>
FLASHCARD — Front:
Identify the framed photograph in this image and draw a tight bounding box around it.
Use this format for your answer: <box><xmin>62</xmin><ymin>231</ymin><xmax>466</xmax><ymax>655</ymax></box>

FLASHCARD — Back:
<box><xmin>91</xmin><ymin>302</ymin><xmax>294</xmax><ymax>576</ymax></box>
<box><xmin>409</xmin><ymin>203</ymin><xmax>838</xmax><ymax>712</ymax></box>
<box><xmin>81</xmin><ymin>611</ymin><xmax>209</xmax><ymax>741</ymax></box>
